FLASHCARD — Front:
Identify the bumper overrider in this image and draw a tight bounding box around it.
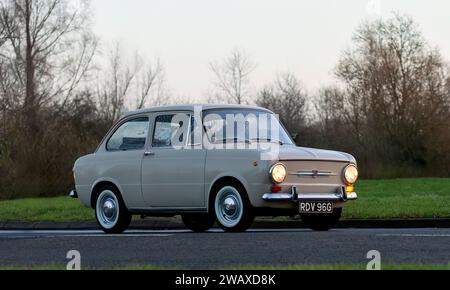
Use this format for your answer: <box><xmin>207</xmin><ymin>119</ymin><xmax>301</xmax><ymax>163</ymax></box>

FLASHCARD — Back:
<box><xmin>262</xmin><ymin>186</ymin><xmax>358</xmax><ymax>202</ymax></box>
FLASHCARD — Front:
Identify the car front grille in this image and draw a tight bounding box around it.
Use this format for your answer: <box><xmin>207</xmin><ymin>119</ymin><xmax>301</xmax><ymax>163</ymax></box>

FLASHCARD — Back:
<box><xmin>282</xmin><ymin>160</ymin><xmax>348</xmax><ymax>193</ymax></box>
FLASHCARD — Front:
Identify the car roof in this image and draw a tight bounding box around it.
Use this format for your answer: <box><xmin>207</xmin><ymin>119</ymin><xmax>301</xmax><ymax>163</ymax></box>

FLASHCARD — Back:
<box><xmin>123</xmin><ymin>104</ymin><xmax>273</xmax><ymax>117</ymax></box>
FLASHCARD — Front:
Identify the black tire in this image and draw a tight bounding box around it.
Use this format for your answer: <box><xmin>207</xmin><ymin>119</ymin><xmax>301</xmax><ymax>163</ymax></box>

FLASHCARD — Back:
<box><xmin>182</xmin><ymin>214</ymin><xmax>215</xmax><ymax>233</ymax></box>
<box><xmin>211</xmin><ymin>181</ymin><xmax>255</xmax><ymax>233</ymax></box>
<box><xmin>301</xmin><ymin>208</ymin><xmax>342</xmax><ymax>231</ymax></box>
<box><xmin>94</xmin><ymin>185</ymin><xmax>132</xmax><ymax>234</ymax></box>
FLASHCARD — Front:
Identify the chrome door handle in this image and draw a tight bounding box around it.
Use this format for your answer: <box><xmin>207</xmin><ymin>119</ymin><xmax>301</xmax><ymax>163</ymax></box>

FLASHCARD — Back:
<box><xmin>144</xmin><ymin>151</ymin><xmax>155</xmax><ymax>157</ymax></box>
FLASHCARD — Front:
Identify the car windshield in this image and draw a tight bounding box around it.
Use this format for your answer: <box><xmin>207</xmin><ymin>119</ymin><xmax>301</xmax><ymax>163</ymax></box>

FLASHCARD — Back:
<box><xmin>202</xmin><ymin>109</ymin><xmax>294</xmax><ymax>146</ymax></box>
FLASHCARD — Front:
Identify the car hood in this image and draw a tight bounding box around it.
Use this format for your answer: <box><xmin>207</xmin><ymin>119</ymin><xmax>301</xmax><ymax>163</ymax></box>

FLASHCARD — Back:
<box><xmin>278</xmin><ymin>146</ymin><xmax>356</xmax><ymax>164</ymax></box>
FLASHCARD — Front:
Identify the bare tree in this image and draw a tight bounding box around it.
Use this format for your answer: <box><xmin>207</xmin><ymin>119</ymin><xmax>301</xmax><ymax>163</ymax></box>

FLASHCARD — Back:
<box><xmin>335</xmin><ymin>14</ymin><xmax>450</xmax><ymax>169</ymax></box>
<box><xmin>135</xmin><ymin>55</ymin><xmax>164</xmax><ymax>110</ymax></box>
<box><xmin>309</xmin><ymin>86</ymin><xmax>357</xmax><ymax>150</ymax></box>
<box><xmin>256</xmin><ymin>73</ymin><xmax>308</xmax><ymax>137</ymax></box>
<box><xmin>97</xmin><ymin>44</ymin><xmax>136</xmax><ymax>123</ymax></box>
<box><xmin>0</xmin><ymin>17</ymin><xmax>5</xmax><ymax>47</ymax></box>
<box><xmin>210</xmin><ymin>49</ymin><xmax>256</xmax><ymax>104</ymax></box>
<box><xmin>0</xmin><ymin>0</ymin><xmax>99</xmax><ymax>198</ymax></box>
<box><xmin>0</xmin><ymin>0</ymin><xmax>97</xmax><ymax>130</ymax></box>
<box><xmin>314</xmin><ymin>87</ymin><xmax>345</xmax><ymax>138</ymax></box>
<box><xmin>315</xmin><ymin>87</ymin><xmax>344</xmax><ymax>126</ymax></box>
<box><xmin>97</xmin><ymin>43</ymin><xmax>165</xmax><ymax>124</ymax></box>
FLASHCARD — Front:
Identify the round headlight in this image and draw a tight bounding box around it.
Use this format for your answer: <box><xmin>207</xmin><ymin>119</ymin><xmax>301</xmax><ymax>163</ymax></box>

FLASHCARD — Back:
<box><xmin>344</xmin><ymin>165</ymin><xmax>359</xmax><ymax>185</ymax></box>
<box><xmin>270</xmin><ymin>163</ymin><xmax>287</xmax><ymax>184</ymax></box>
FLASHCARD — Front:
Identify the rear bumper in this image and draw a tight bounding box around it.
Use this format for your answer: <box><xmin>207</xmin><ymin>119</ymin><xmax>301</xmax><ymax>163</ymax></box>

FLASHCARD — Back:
<box><xmin>262</xmin><ymin>186</ymin><xmax>358</xmax><ymax>202</ymax></box>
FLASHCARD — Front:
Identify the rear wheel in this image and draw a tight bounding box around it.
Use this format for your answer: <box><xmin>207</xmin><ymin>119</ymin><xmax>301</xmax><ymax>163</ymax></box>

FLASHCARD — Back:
<box><xmin>212</xmin><ymin>182</ymin><xmax>254</xmax><ymax>232</ymax></box>
<box><xmin>301</xmin><ymin>208</ymin><xmax>342</xmax><ymax>231</ymax></box>
<box><xmin>182</xmin><ymin>214</ymin><xmax>215</xmax><ymax>233</ymax></box>
<box><xmin>95</xmin><ymin>186</ymin><xmax>132</xmax><ymax>234</ymax></box>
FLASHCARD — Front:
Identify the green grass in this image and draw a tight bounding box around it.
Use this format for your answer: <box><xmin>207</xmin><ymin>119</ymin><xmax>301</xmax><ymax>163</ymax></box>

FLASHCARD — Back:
<box><xmin>344</xmin><ymin>178</ymin><xmax>450</xmax><ymax>219</ymax></box>
<box><xmin>0</xmin><ymin>265</ymin><xmax>66</xmax><ymax>270</ymax></box>
<box><xmin>0</xmin><ymin>178</ymin><xmax>449</xmax><ymax>222</ymax></box>
<box><xmin>0</xmin><ymin>265</ymin><xmax>171</xmax><ymax>270</ymax></box>
<box><xmin>0</xmin><ymin>197</ymin><xmax>93</xmax><ymax>222</ymax></box>
<box><xmin>222</xmin><ymin>264</ymin><xmax>450</xmax><ymax>270</ymax></box>
<box><xmin>224</xmin><ymin>264</ymin><xmax>450</xmax><ymax>271</ymax></box>
<box><xmin>0</xmin><ymin>264</ymin><xmax>448</xmax><ymax>270</ymax></box>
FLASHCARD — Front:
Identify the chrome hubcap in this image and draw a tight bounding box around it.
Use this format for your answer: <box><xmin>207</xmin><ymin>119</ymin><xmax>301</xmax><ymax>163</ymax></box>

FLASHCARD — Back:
<box><xmin>96</xmin><ymin>190</ymin><xmax>119</xmax><ymax>229</ymax></box>
<box><xmin>223</xmin><ymin>197</ymin><xmax>238</xmax><ymax>216</ymax></box>
<box><xmin>215</xmin><ymin>186</ymin><xmax>243</xmax><ymax>228</ymax></box>
<box><xmin>103</xmin><ymin>200</ymin><xmax>116</xmax><ymax>219</ymax></box>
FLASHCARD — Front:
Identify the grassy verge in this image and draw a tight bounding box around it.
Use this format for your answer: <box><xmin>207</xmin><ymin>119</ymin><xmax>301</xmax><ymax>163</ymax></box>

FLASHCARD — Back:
<box><xmin>0</xmin><ymin>264</ymin><xmax>448</xmax><ymax>270</ymax></box>
<box><xmin>344</xmin><ymin>178</ymin><xmax>450</xmax><ymax>219</ymax></box>
<box><xmin>222</xmin><ymin>264</ymin><xmax>450</xmax><ymax>270</ymax></box>
<box><xmin>0</xmin><ymin>178</ymin><xmax>449</xmax><ymax>222</ymax></box>
<box><xmin>0</xmin><ymin>265</ymin><xmax>172</xmax><ymax>270</ymax></box>
<box><xmin>0</xmin><ymin>197</ymin><xmax>93</xmax><ymax>222</ymax></box>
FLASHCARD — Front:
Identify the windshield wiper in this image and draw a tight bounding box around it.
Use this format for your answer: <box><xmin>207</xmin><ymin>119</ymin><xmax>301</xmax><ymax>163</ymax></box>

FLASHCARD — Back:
<box><xmin>214</xmin><ymin>137</ymin><xmax>253</xmax><ymax>144</ymax></box>
<box><xmin>251</xmin><ymin>138</ymin><xmax>284</xmax><ymax>146</ymax></box>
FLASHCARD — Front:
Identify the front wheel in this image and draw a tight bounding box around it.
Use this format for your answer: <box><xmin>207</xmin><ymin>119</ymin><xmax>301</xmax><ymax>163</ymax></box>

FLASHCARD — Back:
<box><xmin>95</xmin><ymin>186</ymin><xmax>132</xmax><ymax>234</ymax></box>
<box><xmin>212</xmin><ymin>182</ymin><xmax>254</xmax><ymax>232</ymax></box>
<box><xmin>301</xmin><ymin>208</ymin><xmax>342</xmax><ymax>231</ymax></box>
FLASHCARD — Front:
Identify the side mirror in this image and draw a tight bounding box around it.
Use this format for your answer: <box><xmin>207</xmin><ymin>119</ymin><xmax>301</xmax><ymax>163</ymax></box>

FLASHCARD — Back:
<box><xmin>291</xmin><ymin>133</ymin><xmax>298</xmax><ymax>141</ymax></box>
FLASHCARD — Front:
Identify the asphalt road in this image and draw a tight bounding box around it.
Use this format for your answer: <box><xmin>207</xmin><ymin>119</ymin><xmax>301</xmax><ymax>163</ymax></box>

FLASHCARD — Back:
<box><xmin>0</xmin><ymin>228</ymin><xmax>449</xmax><ymax>269</ymax></box>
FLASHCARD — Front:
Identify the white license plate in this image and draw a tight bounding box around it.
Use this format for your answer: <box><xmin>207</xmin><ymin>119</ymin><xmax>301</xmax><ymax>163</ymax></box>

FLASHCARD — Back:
<box><xmin>299</xmin><ymin>202</ymin><xmax>334</xmax><ymax>214</ymax></box>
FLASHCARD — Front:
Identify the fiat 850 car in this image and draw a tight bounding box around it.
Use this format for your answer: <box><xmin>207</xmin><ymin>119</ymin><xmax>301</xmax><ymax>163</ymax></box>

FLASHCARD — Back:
<box><xmin>71</xmin><ymin>104</ymin><xmax>358</xmax><ymax>234</ymax></box>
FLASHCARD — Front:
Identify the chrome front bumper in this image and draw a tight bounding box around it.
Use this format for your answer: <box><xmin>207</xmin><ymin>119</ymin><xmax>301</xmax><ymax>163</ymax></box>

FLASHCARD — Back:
<box><xmin>262</xmin><ymin>186</ymin><xmax>358</xmax><ymax>202</ymax></box>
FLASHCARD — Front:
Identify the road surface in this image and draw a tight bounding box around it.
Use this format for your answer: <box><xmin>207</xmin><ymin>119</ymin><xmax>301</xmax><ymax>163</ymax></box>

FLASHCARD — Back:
<box><xmin>0</xmin><ymin>228</ymin><xmax>449</xmax><ymax>269</ymax></box>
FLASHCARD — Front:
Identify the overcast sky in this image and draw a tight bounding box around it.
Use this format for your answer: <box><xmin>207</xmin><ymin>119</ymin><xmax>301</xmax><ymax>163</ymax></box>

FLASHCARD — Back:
<box><xmin>91</xmin><ymin>0</ymin><xmax>450</xmax><ymax>100</ymax></box>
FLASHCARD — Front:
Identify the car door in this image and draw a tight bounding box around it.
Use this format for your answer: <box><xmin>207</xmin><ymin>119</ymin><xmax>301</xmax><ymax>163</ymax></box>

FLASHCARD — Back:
<box><xmin>141</xmin><ymin>112</ymin><xmax>206</xmax><ymax>208</ymax></box>
<box><xmin>94</xmin><ymin>115</ymin><xmax>150</xmax><ymax>208</ymax></box>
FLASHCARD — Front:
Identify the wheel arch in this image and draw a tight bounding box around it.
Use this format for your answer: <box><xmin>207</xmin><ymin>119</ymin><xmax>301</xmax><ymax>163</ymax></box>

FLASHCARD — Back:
<box><xmin>90</xmin><ymin>180</ymin><xmax>123</xmax><ymax>209</ymax></box>
<box><xmin>207</xmin><ymin>175</ymin><xmax>251</xmax><ymax>213</ymax></box>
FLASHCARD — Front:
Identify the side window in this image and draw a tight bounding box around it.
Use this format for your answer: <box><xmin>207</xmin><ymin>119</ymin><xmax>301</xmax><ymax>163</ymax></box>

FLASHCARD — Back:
<box><xmin>107</xmin><ymin>117</ymin><xmax>149</xmax><ymax>151</ymax></box>
<box><xmin>152</xmin><ymin>114</ymin><xmax>191</xmax><ymax>148</ymax></box>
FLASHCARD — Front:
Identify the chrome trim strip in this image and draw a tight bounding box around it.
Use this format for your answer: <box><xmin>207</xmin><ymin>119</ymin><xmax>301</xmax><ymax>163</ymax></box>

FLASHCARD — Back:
<box><xmin>263</xmin><ymin>193</ymin><xmax>345</xmax><ymax>202</ymax></box>
<box><xmin>297</xmin><ymin>193</ymin><xmax>344</xmax><ymax>201</ymax></box>
<box><xmin>262</xmin><ymin>186</ymin><xmax>358</xmax><ymax>202</ymax></box>
<box><xmin>129</xmin><ymin>207</ymin><xmax>208</xmax><ymax>214</ymax></box>
<box><xmin>290</xmin><ymin>171</ymin><xmax>338</xmax><ymax>177</ymax></box>
<box><xmin>262</xmin><ymin>193</ymin><xmax>294</xmax><ymax>201</ymax></box>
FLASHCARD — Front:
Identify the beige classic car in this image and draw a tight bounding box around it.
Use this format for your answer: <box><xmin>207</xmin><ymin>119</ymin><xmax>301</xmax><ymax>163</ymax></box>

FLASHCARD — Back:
<box><xmin>71</xmin><ymin>105</ymin><xmax>358</xmax><ymax>234</ymax></box>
